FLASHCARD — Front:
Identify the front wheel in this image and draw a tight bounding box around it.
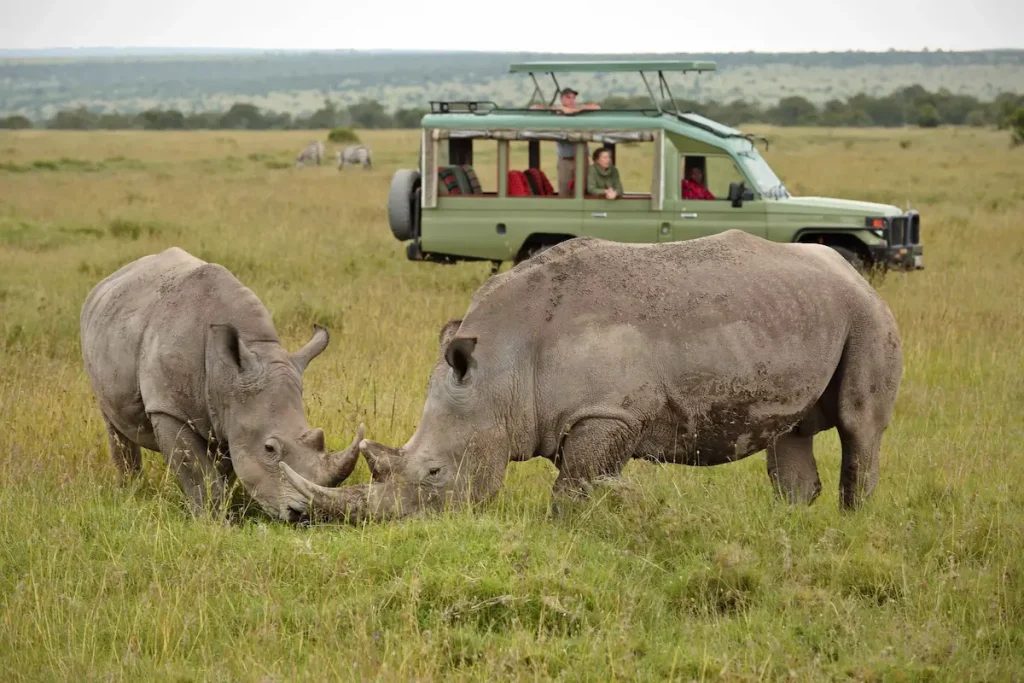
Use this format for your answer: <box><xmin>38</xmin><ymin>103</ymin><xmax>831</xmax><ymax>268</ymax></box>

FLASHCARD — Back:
<box><xmin>830</xmin><ymin>245</ymin><xmax>867</xmax><ymax>273</ymax></box>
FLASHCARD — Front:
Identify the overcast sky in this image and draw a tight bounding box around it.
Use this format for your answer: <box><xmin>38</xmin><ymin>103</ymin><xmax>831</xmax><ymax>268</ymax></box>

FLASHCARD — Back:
<box><xmin>1</xmin><ymin>0</ymin><xmax>1021</xmax><ymax>52</ymax></box>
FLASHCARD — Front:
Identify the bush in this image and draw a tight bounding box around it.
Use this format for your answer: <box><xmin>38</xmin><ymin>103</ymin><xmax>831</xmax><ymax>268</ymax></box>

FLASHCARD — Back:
<box><xmin>328</xmin><ymin>128</ymin><xmax>360</xmax><ymax>144</ymax></box>
<box><xmin>965</xmin><ymin>109</ymin><xmax>988</xmax><ymax>127</ymax></box>
<box><xmin>917</xmin><ymin>104</ymin><xmax>940</xmax><ymax>128</ymax></box>
<box><xmin>0</xmin><ymin>115</ymin><xmax>32</xmax><ymax>129</ymax></box>
<box><xmin>1011</xmin><ymin>108</ymin><xmax>1024</xmax><ymax>147</ymax></box>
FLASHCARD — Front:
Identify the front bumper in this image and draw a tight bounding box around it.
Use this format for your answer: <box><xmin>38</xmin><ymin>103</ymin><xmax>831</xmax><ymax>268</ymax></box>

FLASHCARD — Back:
<box><xmin>871</xmin><ymin>210</ymin><xmax>924</xmax><ymax>271</ymax></box>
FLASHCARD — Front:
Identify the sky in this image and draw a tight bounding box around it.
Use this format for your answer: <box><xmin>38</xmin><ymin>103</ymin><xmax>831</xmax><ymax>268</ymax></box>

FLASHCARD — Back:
<box><xmin>1</xmin><ymin>0</ymin><xmax>1021</xmax><ymax>53</ymax></box>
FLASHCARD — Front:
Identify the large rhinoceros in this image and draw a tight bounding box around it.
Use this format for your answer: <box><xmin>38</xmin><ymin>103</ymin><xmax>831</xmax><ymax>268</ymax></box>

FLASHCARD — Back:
<box><xmin>284</xmin><ymin>230</ymin><xmax>904</xmax><ymax>522</ymax></box>
<box><xmin>81</xmin><ymin>247</ymin><xmax>362</xmax><ymax>521</ymax></box>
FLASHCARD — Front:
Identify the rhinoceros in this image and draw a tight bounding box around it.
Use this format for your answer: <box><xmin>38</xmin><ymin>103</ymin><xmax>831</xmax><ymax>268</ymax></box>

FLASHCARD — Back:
<box><xmin>284</xmin><ymin>230</ymin><xmax>903</xmax><ymax>522</ymax></box>
<box><xmin>80</xmin><ymin>247</ymin><xmax>361</xmax><ymax>521</ymax></box>
<box><xmin>336</xmin><ymin>145</ymin><xmax>372</xmax><ymax>170</ymax></box>
<box><xmin>295</xmin><ymin>140</ymin><xmax>324</xmax><ymax>167</ymax></box>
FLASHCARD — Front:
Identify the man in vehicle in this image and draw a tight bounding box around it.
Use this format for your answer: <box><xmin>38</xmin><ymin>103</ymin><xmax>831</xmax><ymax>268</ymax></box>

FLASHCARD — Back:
<box><xmin>532</xmin><ymin>87</ymin><xmax>601</xmax><ymax>196</ymax></box>
<box><xmin>682</xmin><ymin>156</ymin><xmax>715</xmax><ymax>200</ymax></box>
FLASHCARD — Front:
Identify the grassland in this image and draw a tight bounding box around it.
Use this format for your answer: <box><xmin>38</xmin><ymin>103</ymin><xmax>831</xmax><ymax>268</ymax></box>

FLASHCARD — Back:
<box><xmin>1</xmin><ymin>126</ymin><xmax>1023</xmax><ymax>681</ymax></box>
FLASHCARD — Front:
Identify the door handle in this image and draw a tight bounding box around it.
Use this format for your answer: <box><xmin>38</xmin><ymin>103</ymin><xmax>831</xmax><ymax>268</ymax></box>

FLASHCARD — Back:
<box><xmin>591</xmin><ymin>212</ymin><xmax>607</xmax><ymax>218</ymax></box>
<box><xmin>680</xmin><ymin>212</ymin><xmax>698</xmax><ymax>219</ymax></box>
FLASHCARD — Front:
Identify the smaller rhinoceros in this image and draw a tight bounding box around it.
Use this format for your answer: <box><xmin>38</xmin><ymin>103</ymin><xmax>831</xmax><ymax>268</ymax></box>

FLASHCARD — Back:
<box><xmin>336</xmin><ymin>145</ymin><xmax>372</xmax><ymax>170</ymax></box>
<box><xmin>80</xmin><ymin>247</ymin><xmax>361</xmax><ymax>521</ymax></box>
<box><xmin>295</xmin><ymin>140</ymin><xmax>324</xmax><ymax>167</ymax></box>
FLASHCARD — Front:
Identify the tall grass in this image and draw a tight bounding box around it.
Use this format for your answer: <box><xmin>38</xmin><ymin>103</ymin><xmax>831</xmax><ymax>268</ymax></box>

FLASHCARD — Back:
<box><xmin>1</xmin><ymin>128</ymin><xmax>1022</xmax><ymax>681</ymax></box>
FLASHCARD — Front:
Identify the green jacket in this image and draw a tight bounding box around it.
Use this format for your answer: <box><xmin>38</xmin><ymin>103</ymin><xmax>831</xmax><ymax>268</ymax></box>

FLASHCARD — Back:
<box><xmin>586</xmin><ymin>164</ymin><xmax>624</xmax><ymax>196</ymax></box>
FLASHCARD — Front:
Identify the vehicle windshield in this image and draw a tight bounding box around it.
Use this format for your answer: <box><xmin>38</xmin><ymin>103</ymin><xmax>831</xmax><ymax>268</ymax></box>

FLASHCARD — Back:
<box><xmin>737</xmin><ymin>146</ymin><xmax>790</xmax><ymax>199</ymax></box>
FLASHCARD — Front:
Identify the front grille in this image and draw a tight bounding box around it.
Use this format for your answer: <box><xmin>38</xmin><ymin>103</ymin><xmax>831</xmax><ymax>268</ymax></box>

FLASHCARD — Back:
<box><xmin>889</xmin><ymin>217</ymin><xmax>906</xmax><ymax>245</ymax></box>
<box><xmin>909</xmin><ymin>213</ymin><xmax>920</xmax><ymax>244</ymax></box>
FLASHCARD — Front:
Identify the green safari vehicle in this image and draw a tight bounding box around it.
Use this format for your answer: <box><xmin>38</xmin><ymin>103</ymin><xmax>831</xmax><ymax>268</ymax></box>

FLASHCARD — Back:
<box><xmin>386</xmin><ymin>60</ymin><xmax>924</xmax><ymax>273</ymax></box>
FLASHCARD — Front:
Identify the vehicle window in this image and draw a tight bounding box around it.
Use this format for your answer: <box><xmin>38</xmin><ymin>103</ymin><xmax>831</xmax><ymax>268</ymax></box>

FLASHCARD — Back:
<box><xmin>705</xmin><ymin>156</ymin><xmax>746</xmax><ymax>198</ymax></box>
<box><xmin>437</xmin><ymin>140</ymin><xmax>497</xmax><ymax>197</ymax></box>
<box><xmin>608</xmin><ymin>141</ymin><xmax>653</xmax><ymax>198</ymax></box>
<box><xmin>507</xmin><ymin>141</ymin><xmax>567</xmax><ymax>198</ymax></box>
<box><xmin>681</xmin><ymin>155</ymin><xmax>746</xmax><ymax>200</ymax></box>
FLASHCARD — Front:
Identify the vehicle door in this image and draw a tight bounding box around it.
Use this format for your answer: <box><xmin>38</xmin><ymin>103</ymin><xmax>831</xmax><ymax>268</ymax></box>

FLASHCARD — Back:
<box><xmin>664</xmin><ymin>153</ymin><xmax>767</xmax><ymax>242</ymax></box>
<box><xmin>581</xmin><ymin>137</ymin><xmax>664</xmax><ymax>243</ymax></box>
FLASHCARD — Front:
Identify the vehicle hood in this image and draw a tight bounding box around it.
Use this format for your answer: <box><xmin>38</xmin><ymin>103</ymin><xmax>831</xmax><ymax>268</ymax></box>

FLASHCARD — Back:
<box><xmin>773</xmin><ymin>196</ymin><xmax>903</xmax><ymax>216</ymax></box>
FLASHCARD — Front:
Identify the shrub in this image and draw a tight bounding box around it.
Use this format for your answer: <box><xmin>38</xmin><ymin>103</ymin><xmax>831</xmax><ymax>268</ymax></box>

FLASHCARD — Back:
<box><xmin>0</xmin><ymin>115</ymin><xmax>32</xmax><ymax>129</ymax></box>
<box><xmin>328</xmin><ymin>128</ymin><xmax>360</xmax><ymax>144</ymax></box>
<box><xmin>917</xmin><ymin>104</ymin><xmax>940</xmax><ymax>128</ymax></box>
<box><xmin>965</xmin><ymin>109</ymin><xmax>988</xmax><ymax>127</ymax></box>
<box><xmin>1011</xmin><ymin>108</ymin><xmax>1024</xmax><ymax>147</ymax></box>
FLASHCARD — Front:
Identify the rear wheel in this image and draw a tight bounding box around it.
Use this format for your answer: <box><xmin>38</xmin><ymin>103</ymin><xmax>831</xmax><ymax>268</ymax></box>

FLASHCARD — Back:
<box><xmin>387</xmin><ymin>169</ymin><xmax>420</xmax><ymax>241</ymax></box>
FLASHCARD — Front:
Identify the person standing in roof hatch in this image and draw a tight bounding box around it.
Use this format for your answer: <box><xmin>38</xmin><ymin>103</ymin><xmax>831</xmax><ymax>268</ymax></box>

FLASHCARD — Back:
<box><xmin>532</xmin><ymin>87</ymin><xmax>601</xmax><ymax>196</ymax></box>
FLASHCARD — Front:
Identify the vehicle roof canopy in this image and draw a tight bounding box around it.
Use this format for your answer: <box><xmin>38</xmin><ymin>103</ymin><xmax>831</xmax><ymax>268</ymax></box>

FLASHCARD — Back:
<box><xmin>508</xmin><ymin>60</ymin><xmax>717</xmax><ymax>74</ymax></box>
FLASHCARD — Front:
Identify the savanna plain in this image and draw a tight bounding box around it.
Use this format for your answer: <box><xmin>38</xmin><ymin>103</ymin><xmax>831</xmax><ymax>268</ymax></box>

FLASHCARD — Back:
<box><xmin>1</xmin><ymin>126</ymin><xmax>1022</xmax><ymax>682</ymax></box>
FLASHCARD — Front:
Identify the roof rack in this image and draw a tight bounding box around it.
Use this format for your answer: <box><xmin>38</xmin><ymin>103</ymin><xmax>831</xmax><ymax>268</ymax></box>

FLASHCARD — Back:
<box><xmin>508</xmin><ymin>59</ymin><xmax>716</xmax><ymax>115</ymax></box>
<box><xmin>429</xmin><ymin>100</ymin><xmax>499</xmax><ymax>114</ymax></box>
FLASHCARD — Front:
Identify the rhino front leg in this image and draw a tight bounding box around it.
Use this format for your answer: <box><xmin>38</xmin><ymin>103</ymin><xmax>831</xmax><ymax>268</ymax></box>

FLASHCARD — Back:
<box><xmin>150</xmin><ymin>413</ymin><xmax>229</xmax><ymax>516</ymax></box>
<box><xmin>766</xmin><ymin>431</ymin><xmax>822</xmax><ymax>505</ymax></box>
<box><xmin>552</xmin><ymin>418</ymin><xmax>635</xmax><ymax>497</ymax></box>
<box><xmin>104</xmin><ymin>415</ymin><xmax>142</xmax><ymax>482</ymax></box>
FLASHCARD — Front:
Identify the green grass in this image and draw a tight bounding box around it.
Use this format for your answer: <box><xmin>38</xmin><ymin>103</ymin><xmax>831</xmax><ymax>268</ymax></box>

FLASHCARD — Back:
<box><xmin>1</xmin><ymin>127</ymin><xmax>1023</xmax><ymax>681</ymax></box>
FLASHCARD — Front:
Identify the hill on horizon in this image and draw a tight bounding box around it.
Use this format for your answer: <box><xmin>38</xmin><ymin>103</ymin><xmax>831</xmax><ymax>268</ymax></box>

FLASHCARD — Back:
<box><xmin>3</xmin><ymin>49</ymin><xmax>1023</xmax><ymax>119</ymax></box>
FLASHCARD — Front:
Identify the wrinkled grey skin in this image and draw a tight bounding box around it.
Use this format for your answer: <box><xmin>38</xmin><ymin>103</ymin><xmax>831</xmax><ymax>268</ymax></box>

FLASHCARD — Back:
<box><xmin>336</xmin><ymin>145</ymin><xmax>372</xmax><ymax>170</ymax></box>
<box><xmin>285</xmin><ymin>230</ymin><xmax>903</xmax><ymax>522</ymax></box>
<box><xmin>295</xmin><ymin>141</ymin><xmax>324</xmax><ymax>167</ymax></box>
<box><xmin>81</xmin><ymin>247</ymin><xmax>361</xmax><ymax>521</ymax></box>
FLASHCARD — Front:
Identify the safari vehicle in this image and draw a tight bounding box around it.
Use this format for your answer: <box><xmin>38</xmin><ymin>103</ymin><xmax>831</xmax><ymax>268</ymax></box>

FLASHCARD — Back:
<box><xmin>386</xmin><ymin>60</ymin><xmax>924</xmax><ymax>273</ymax></box>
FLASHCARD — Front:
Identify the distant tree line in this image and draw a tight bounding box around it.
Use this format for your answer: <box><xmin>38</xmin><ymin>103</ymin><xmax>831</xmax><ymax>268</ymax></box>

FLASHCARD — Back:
<box><xmin>606</xmin><ymin>86</ymin><xmax>1024</xmax><ymax>129</ymax></box>
<box><xmin>2</xmin><ymin>86</ymin><xmax>1022</xmax><ymax>131</ymax></box>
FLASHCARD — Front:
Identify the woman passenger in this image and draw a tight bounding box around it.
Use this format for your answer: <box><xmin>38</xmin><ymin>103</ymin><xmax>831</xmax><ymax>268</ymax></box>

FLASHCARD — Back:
<box><xmin>586</xmin><ymin>147</ymin><xmax>624</xmax><ymax>199</ymax></box>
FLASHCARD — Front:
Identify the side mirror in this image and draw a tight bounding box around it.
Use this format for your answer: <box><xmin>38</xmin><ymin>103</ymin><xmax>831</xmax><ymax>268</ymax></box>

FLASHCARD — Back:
<box><xmin>728</xmin><ymin>181</ymin><xmax>746</xmax><ymax>208</ymax></box>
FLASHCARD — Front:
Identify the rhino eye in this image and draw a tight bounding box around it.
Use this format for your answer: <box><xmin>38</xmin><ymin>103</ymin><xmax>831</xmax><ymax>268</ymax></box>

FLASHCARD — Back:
<box><xmin>263</xmin><ymin>438</ymin><xmax>281</xmax><ymax>457</ymax></box>
<box><xmin>428</xmin><ymin>467</ymin><xmax>441</xmax><ymax>477</ymax></box>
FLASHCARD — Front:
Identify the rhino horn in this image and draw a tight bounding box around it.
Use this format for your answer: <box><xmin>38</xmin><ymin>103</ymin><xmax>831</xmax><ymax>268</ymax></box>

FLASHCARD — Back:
<box><xmin>358</xmin><ymin>438</ymin><xmax>402</xmax><ymax>481</ymax></box>
<box><xmin>282</xmin><ymin>462</ymin><xmax>408</xmax><ymax>523</ymax></box>
<box><xmin>291</xmin><ymin>324</ymin><xmax>330</xmax><ymax>374</ymax></box>
<box><xmin>321</xmin><ymin>424</ymin><xmax>364</xmax><ymax>486</ymax></box>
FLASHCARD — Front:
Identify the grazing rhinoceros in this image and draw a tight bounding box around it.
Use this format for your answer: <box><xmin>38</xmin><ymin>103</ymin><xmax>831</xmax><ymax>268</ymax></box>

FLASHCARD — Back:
<box><xmin>284</xmin><ymin>230</ymin><xmax>903</xmax><ymax>523</ymax></box>
<box><xmin>295</xmin><ymin>140</ymin><xmax>324</xmax><ymax>167</ymax></box>
<box><xmin>80</xmin><ymin>247</ymin><xmax>362</xmax><ymax>521</ymax></box>
<box><xmin>336</xmin><ymin>145</ymin><xmax>372</xmax><ymax>170</ymax></box>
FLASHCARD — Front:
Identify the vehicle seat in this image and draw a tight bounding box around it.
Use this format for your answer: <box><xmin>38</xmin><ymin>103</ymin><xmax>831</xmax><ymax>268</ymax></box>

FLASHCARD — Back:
<box><xmin>524</xmin><ymin>168</ymin><xmax>555</xmax><ymax>196</ymax></box>
<box><xmin>438</xmin><ymin>166</ymin><xmax>462</xmax><ymax>195</ymax></box>
<box><xmin>507</xmin><ymin>170</ymin><xmax>532</xmax><ymax>197</ymax></box>
<box><xmin>460</xmin><ymin>165</ymin><xmax>484</xmax><ymax>194</ymax></box>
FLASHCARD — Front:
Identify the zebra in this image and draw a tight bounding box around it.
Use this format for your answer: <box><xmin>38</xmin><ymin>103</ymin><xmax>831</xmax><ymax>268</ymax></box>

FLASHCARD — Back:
<box><xmin>337</xmin><ymin>145</ymin><xmax>372</xmax><ymax>171</ymax></box>
<box><xmin>295</xmin><ymin>141</ymin><xmax>325</xmax><ymax>168</ymax></box>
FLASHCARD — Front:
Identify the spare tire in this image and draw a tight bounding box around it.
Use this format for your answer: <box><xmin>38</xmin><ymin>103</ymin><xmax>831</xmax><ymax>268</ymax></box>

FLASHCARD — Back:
<box><xmin>388</xmin><ymin>169</ymin><xmax>420</xmax><ymax>241</ymax></box>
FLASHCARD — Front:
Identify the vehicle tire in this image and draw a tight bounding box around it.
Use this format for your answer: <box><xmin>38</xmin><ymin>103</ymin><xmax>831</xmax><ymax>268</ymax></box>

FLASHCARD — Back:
<box><xmin>387</xmin><ymin>169</ymin><xmax>420</xmax><ymax>241</ymax></box>
<box><xmin>513</xmin><ymin>242</ymin><xmax>555</xmax><ymax>265</ymax></box>
<box><xmin>830</xmin><ymin>245</ymin><xmax>867</xmax><ymax>273</ymax></box>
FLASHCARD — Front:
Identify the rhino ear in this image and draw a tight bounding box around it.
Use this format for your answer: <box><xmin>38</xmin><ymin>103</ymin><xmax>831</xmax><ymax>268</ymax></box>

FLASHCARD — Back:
<box><xmin>438</xmin><ymin>318</ymin><xmax>463</xmax><ymax>347</ymax></box>
<box><xmin>206</xmin><ymin>324</ymin><xmax>257</xmax><ymax>377</ymax></box>
<box><xmin>445</xmin><ymin>336</ymin><xmax>477</xmax><ymax>382</ymax></box>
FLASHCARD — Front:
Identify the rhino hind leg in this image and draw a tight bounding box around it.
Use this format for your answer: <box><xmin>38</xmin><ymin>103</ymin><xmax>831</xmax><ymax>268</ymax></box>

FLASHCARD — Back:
<box><xmin>150</xmin><ymin>413</ymin><xmax>229</xmax><ymax>517</ymax></box>
<box><xmin>104</xmin><ymin>416</ymin><xmax>142</xmax><ymax>482</ymax></box>
<box><xmin>766</xmin><ymin>432</ymin><xmax>822</xmax><ymax>505</ymax></box>
<box><xmin>552</xmin><ymin>418</ymin><xmax>635</xmax><ymax>497</ymax></box>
